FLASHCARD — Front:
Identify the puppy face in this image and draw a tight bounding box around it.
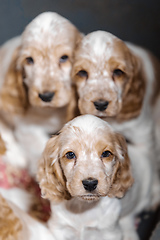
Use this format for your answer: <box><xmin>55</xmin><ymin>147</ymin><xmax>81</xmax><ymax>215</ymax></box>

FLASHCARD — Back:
<box><xmin>38</xmin><ymin>115</ymin><xmax>133</xmax><ymax>202</ymax></box>
<box><xmin>17</xmin><ymin>12</ymin><xmax>82</xmax><ymax>108</ymax></box>
<box><xmin>72</xmin><ymin>31</ymin><xmax>145</xmax><ymax>120</ymax></box>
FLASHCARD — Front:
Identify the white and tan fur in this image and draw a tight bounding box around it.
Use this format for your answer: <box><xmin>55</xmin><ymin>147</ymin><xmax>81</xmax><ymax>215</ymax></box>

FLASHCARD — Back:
<box><xmin>0</xmin><ymin>194</ymin><xmax>54</xmax><ymax>240</ymax></box>
<box><xmin>37</xmin><ymin>114</ymin><xmax>141</xmax><ymax>240</ymax></box>
<box><xmin>0</xmin><ymin>12</ymin><xmax>81</xmax><ymax>175</ymax></box>
<box><xmin>72</xmin><ymin>31</ymin><xmax>160</xmax><ymax>211</ymax></box>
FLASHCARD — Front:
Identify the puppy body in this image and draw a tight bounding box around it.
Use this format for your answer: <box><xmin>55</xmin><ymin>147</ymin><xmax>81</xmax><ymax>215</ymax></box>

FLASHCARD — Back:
<box><xmin>38</xmin><ymin>114</ymin><xmax>147</xmax><ymax>239</ymax></box>
<box><xmin>49</xmin><ymin>197</ymin><xmax>122</xmax><ymax>240</ymax></box>
<box><xmin>0</xmin><ymin>12</ymin><xmax>81</xmax><ymax>175</ymax></box>
<box><xmin>72</xmin><ymin>31</ymin><xmax>160</xmax><ymax>210</ymax></box>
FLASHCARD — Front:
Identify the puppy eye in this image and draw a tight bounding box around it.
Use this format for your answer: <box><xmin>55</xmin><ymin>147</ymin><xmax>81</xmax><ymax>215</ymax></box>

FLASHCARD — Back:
<box><xmin>65</xmin><ymin>151</ymin><xmax>76</xmax><ymax>159</ymax></box>
<box><xmin>77</xmin><ymin>70</ymin><xmax>88</xmax><ymax>79</ymax></box>
<box><xmin>101</xmin><ymin>150</ymin><xmax>112</xmax><ymax>158</ymax></box>
<box><xmin>112</xmin><ymin>69</ymin><xmax>124</xmax><ymax>79</ymax></box>
<box><xmin>59</xmin><ymin>55</ymin><xmax>69</xmax><ymax>63</ymax></box>
<box><xmin>25</xmin><ymin>57</ymin><xmax>34</xmax><ymax>65</ymax></box>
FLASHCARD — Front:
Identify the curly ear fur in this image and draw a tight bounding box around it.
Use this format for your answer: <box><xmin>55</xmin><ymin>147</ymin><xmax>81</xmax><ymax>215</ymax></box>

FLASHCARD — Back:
<box><xmin>108</xmin><ymin>133</ymin><xmax>134</xmax><ymax>198</ymax></box>
<box><xmin>0</xmin><ymin>47</ymin><xmax>28</xmax><ymax>114</ymax></box>
<box><xmin>0</xmin><ymin>194</ymin><xmax>22</xmax><ymax>239</ymax></box>
<box><xmin>117</xmin><ymin>53</ymin><xmax>146</xmax><ymax>121</ymax></box>
<box><xmin>37</xmin><ymin>135</ymin><xmax>71</xmax><ymax>203</ymax></box>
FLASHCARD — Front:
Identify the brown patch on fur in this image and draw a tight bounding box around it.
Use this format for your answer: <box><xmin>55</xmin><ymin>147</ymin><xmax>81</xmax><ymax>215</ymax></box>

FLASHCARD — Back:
<box><xmin>37</xmin><ymin>136</ymin><xmax>71</xmax><ymax>202</ymax></box>
<box><xmin>0</xmin><ymin>47</ymin><xmax>28</xmax><ymax>115</ymax></box>
<box><xmin>0</xmin><ymin>195</ymin><xmax>22</xmax><ymax>240</ymax></box>
<box><xmin>0</xmin><ymin>135</ymin><xmax>6</xmax><ymax>155</ymax></box>
<box><xmin>108</xmin><ymin>133</ymin><xmax>134</xmax><ymax>198</ymax></box>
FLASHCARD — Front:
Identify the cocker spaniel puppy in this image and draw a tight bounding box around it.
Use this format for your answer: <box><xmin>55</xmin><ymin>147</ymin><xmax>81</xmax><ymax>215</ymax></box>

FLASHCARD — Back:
<box><xmin>0</xmin><ymin>194</ymin><xmax>54</xmax><ymax>240</ymax></box>
<box><xmin>72</xmin><ymin>31</ymin><xmax>160</xmax><ymax>210</ymax></box>
<box><xmin>38</xmin><ymin>114</ymin><xmax>141</xmax><ymax>240</ymax></box>
<box><xmin>0</xmin><ymin>12</ymin><xmax>82</xmax><ymax>174</ymax></box>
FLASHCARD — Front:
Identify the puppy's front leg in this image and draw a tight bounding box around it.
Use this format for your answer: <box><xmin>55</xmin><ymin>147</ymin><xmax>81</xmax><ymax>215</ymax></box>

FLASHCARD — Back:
<box><xmin>119</xmin><ymin>215</ymin><xmax>139</xmax><ymax>240</ymax></box>
<box><xmin>127</xmin><ymin>139</ymin><xmax>160</xmax><ymax>210</ymax></box>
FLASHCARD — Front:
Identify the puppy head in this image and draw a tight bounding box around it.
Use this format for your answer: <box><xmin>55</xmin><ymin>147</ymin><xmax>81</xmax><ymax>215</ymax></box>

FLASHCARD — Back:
<box><xmin>8</xmin><ymin>12</ymin><xmax>82</xmax><ymax>110</ymax></box>
<box><xmin>37</xmin><ymin>114</ymin><xmax>133</xmax><ymax>203</ymax></box>
<box><xmin>72</xmin><ymin>31</ymin><xmax>145</xmax><ymax>120</ymax></box>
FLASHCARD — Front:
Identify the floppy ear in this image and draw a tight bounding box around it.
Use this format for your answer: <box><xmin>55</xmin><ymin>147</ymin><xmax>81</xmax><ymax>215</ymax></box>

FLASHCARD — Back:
<box><xmin>0</xmin><ymin>47</ymin><xmax>28</xmax><ymax>114</ymax></box>
<box><xmin>37</xmin><ymin>135</ymin><xmax>71</xmax><ymax>202</ymax></box>
<box><xmin>118</xmin><ymin>53</ymin><xmax>146</xmax><ymax>120</ymax></box>
<box><xmin>108</xmin><ymin>133</ymin><xmax>134</xmax><ymax>198</ymax></box>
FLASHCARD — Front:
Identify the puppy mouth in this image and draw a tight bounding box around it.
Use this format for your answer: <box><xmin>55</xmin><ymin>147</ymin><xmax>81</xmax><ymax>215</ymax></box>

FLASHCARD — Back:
<box><xmin>78</xmin><ymin>194</ymin><xmax>101</xmax><ymax>202</ymax></box>
<box><xmin>95</xmin><ymin>111</ymin><xmax>108</xmax><ymax>117</ymax></box>
<box><xmin>95</xmin><ymin>111</ymin><xmax>119</xmax><ymax>119</ymax></box>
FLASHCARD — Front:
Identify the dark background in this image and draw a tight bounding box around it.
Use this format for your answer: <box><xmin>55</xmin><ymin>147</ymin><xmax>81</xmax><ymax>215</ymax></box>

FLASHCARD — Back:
<box><xmin>0</xmin><ymin>0</ymin><xmax>160</xmax><ymax>58</ymax></box>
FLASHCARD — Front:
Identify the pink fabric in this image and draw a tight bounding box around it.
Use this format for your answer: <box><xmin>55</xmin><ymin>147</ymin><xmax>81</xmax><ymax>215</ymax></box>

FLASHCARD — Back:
<box><xmin>0</xmin><ymin>157</ymin><xmax>32</xmax><ymax>189</ymax></box>
<box><xmin>0</xmin><ymin>157</ymin><xmax>51</xmax><ymax>222</ymax></box>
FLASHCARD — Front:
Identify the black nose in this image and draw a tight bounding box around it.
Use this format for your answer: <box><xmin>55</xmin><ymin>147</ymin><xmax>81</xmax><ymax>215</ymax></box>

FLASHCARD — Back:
<box><xmin>82</xmin><ymin>178</ymin><xmax>98</xmax><ymax>192</ymax></box>
<box><xmin>93</xmin><ymin>100</ymin><xmax>109</xmax><ymax>111</ymax></box>
<box><xmin>39</xmin><ymin>92</ymin><xmax>54</xmax><ymax>102</ymax></box>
